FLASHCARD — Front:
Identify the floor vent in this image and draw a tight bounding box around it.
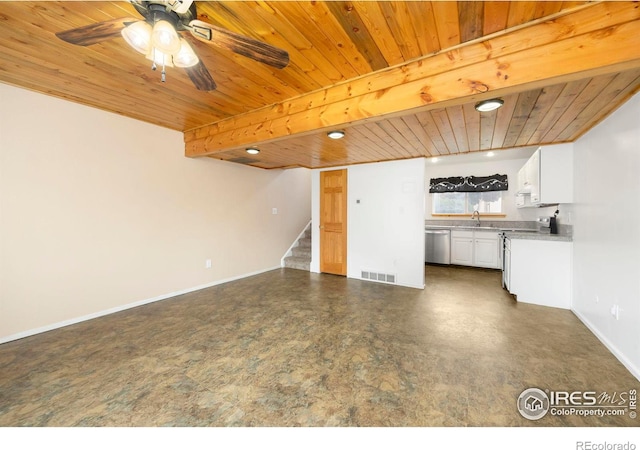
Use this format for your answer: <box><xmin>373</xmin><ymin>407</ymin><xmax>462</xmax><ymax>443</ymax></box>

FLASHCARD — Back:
<box><xmin>361</xmin><ymin>270</ymin><xmax>396</xmax><ymax>284</ymax></box>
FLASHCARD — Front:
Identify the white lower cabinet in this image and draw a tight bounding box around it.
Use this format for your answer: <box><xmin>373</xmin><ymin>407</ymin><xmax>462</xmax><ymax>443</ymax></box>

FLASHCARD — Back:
<box><xmin>509</xmin><ymin>239</ymin><xmax>572</xmax><ymax>309</ymax></box>
<box><xmin>451</xmin><ymin>230</ymin><xmax>499</xmax><ymax>269</ymax></box>
<box><xmin>474</xmin><ymin>235</ymin><xmax>499</xmax><ymax>268</ymax></box>
<box><xmin>451</xmin><ymin>231</ymin><xmax>473</xmax><ymax>265</ymax></box>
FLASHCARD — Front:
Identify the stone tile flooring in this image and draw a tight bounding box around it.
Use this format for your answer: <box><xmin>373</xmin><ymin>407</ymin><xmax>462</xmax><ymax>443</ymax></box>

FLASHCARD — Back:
<box><xmin>0</xmin><ymin>265</ymin><xmax>638</xmax><ymax>427</ymax></box>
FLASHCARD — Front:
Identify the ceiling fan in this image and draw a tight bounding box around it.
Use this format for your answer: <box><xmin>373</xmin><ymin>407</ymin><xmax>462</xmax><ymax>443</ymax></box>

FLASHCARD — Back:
<box><xmin>55</xmin><ymin>0</ymin><xmax>290</xmax><ymax>91</ymax></box>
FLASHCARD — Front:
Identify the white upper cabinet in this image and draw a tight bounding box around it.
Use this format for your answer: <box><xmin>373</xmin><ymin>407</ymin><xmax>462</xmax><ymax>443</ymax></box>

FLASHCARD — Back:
<box><xmin>517</xmin><ymin>165</ymin><xmax>527</xmax><ymax>192</ymax></box>
<box><xmin>528</xmin><ymin>150</ymin><xmax>541</xmax><ymax>203</ymax></box>
<box><xmin>517</xmin><ymin>143</ymin><xmax>574</xmax><ymax>207</ymax></box>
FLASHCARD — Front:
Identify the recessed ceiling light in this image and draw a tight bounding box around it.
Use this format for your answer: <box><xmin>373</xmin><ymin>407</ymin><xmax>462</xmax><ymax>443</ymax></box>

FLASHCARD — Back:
<box><xmin>327</xmin><ymin>130</ymin><xmax>345</xmax><ymax>139</ymax></box>
<box><xmin>487</xmin><ymin>151</ymin><xmax>495</xmax><ymax>157</ymax></box>
<box><xmin>431</xmin><ymin>157</ymin><xmax>439</xmax><ymax>163</ymax></box>
<box><xmin>475</xmin><ymin>98</ymin><xmax>504</xmax><ymax>112</ymax></box>
<box><xmin>246</xmin><ymin>148</ymin><xmax>260</xmax><ymax>155</ymax></box>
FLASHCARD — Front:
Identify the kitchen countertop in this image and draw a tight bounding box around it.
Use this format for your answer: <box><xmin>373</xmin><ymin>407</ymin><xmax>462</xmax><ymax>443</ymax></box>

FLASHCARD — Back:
<box><xmin>501</xmin><ymin>230</ymin><xmax>572</xmax><ymax>242</ymax></box>
<box><xmin>425</xmin><ymin>224</ymin><xmax>573</xmax><ymax>242</ymax></box>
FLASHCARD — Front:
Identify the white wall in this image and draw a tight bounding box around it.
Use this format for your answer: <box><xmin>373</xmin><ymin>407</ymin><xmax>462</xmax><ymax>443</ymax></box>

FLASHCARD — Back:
<box><xmin>0</xmin><ymin>83</ymin><xmax>311</xmax><ymax>342</ymax></box>
<box><xmin>424</xmin><ymin>152</ymin><xmax>571</xmax><ymax>223</ymax></box>
<box><xmin>571</xmin><ymin>91</ymin><xmax>640</xmax><ymax>380</ymax></box>
<box><xmin>311</xmin><ymin>158</ymin><xmax>425</xmax><ymax>289</ymax></box>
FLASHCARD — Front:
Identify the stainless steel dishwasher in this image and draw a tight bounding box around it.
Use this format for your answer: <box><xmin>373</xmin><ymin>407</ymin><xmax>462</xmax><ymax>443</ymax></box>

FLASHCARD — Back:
<box><xmin>425</xmin><ymin>228</ymin><xmax>451</xmax><ymax>264</ymax></box>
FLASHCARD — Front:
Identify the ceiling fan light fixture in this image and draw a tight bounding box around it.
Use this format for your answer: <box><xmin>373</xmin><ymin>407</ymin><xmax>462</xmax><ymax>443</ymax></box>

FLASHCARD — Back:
<box><xmin>475</xmin><ymin>98</ymin><xmax>504</xmax><ymax>112</ymax></box>
<box><xmin>246</xmin><ymin>148</ymin><xmax>260</xmax><ymax>155</ymax></box>
<box><xmin>173</xmin><ymin>38</ymin><xmax>199</xmax><ymax>68</ymax></box>
<box><xmin>121</xmin><ymin>21</ymin><xmax>152</xmax><ymax>55</ymax></box>
<box><xmin>327</xmin><ymin>130</ymin><xmax>345</xmax><ymax>139</ymax></box>
<box><xmin>151</xmin><ymin>19</ymin><xmax>181</xmax><ymax>54</ymax></box>
<box><xmin>55</xmin><ymin>0</ymin><xmax>290</xmax><ymax>92</ymax></box>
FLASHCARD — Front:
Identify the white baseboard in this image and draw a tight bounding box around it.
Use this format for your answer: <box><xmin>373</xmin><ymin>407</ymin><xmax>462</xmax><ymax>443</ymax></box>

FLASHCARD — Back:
<box><xmin>0</xmin><ymin>265</ymin><xmax>281</xmax><ymax>345</ymax></box>
<box><xmin>572</xmin><ymin>309</ymin><xmax>640</xmax><ymax>382</ymax></box>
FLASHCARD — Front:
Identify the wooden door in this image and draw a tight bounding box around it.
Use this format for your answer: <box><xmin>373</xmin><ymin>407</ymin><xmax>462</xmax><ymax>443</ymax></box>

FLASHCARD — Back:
<box><xmin>320</xmin><ymin>169</ymin><xmax>347</xmax><ymax>275</ymax></box>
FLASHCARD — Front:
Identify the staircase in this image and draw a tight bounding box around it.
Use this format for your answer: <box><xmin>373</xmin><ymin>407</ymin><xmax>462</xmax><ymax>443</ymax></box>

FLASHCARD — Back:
<box><xmin>283</xmin><ymin>224</ymin><xmax>311</xmax><ymax>271</ymax></box>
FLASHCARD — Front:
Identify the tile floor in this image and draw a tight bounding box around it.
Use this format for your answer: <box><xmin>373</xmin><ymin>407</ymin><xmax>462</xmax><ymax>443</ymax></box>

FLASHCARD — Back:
<box><xmin>0</xmin><ymin>265</ymin><xmax>638</xmax><ymax>426</ymax></box>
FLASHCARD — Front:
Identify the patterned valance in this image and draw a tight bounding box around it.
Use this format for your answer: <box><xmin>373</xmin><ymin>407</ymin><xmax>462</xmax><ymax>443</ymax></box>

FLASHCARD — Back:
<box><xmin>429</xmin><ymin>174</ymin><xmax>508</xmax><ymax>193</ymax></box>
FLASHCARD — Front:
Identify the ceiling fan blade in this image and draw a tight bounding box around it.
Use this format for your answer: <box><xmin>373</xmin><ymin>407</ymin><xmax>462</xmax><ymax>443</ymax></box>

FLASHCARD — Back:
<box><xmin>167</xmin><ymin>0</ymin><xmax>194</xmax><ymax>15</ymax></box>
<box><xmin>189</xmin><ymin>20</ymin><xmax>289</xmax><ymax>69</ymax></box>
<box><xmin>56</xmin><ymin>17</ymin><xmax>139</xmax><ymax>46</ymax></box>
<box><xmin>185</xmin><ymin>60</ymin><xmax>217</xmax><ymax>91</ymax></box>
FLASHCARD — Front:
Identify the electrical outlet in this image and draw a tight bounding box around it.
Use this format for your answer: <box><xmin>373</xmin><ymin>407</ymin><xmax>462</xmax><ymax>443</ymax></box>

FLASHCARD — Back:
<box><xmin>610</xmin><ymin>304</ymin><xmax>620</xmax><ymax>320</ymax></box>
<box><xmin>272</xmin><ymin>208</ymin><xmax>278</xmax><ymax>215</ymax></box>
<box><xmin>595</xmin><ymin>295</ymin><xmax>599</xmax><ymax>304</ymax></box>
<box><xmin>205</xmin><ymin>259</ymin><xmax>212</xmax><ymax>269</ymax></box>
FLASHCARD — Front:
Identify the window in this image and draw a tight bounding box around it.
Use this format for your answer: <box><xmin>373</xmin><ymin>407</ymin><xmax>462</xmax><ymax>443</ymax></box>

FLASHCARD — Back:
<box><xmin>432</xmin><ymin>191</ymin><xmax>503</xmax><ymax>215</ymax></box>
<box><xmin>429</xmin><ymin>173</ymin><xmax>507</xmax><ymax>215</ymax></box>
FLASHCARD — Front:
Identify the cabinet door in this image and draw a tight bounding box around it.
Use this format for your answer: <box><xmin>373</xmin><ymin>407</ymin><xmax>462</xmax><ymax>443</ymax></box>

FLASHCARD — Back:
<box><xmin>504</xmin><ymin>246</ymin><xmax>511</xmax><ymax>290</ymax></box>
<box><xmin>474</xmin><ymin>238</ymin><xmax>499</xmax><ymax>268</ymax></box>
<box><xmin>451</xmin><ymin>236</ymin><xmax>473</xmax><ymax>266</ymax></box>
<box><xmin>539</xmin><ymin>143</ymin><xmax>574</xmax><ymax>204</ymax></box>
<box><xmin>515</xmin><ymin>193</ymin><xmax>530</xmax><ymax>208</ymax></box>
<box><xmin>528</xmin><ymin>150</ymin><xmax>541</xmax><ymax>203</ymax></box>
<box><xmin>517</xmin><ymin>166</ymin><xmax>527</xmax><ymax>191</ymax></box>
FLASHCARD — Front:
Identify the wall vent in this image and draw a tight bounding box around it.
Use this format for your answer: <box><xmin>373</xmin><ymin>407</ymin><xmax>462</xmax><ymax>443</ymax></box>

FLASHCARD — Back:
<box><xmin>360</xmin><ymin>270</ymin><xmax>396</xmax><ymax>284</ymax></box>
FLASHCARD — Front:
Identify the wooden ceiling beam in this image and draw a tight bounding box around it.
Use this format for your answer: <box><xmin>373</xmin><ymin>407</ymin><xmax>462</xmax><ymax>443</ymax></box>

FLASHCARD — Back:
<box><xmin>185</xmin><ymin>2</ymin><xmax>640</xmax><ymax>158</ymax></box>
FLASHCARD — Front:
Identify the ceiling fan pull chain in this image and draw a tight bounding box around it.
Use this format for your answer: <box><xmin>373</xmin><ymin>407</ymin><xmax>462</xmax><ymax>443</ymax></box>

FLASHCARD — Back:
<box><xmin>151</xmin><ymin>48</ymin><xmax>157</xmax><ymax>71</ymax></box>
<box><xmin>161</xmin><ymin>51</ymin><xmax>167</xmax><ymax>83</ymax></box>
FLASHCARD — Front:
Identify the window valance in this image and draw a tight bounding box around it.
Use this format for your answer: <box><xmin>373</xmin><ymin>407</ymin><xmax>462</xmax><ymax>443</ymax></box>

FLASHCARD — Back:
<box><xmin>429</xmin><ymin>174</ymin><xmax>508</xmax><ymax>193</ymax></box>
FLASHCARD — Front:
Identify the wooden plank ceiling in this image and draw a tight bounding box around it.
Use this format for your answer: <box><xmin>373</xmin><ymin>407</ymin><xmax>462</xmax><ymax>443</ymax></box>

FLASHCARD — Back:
<box><xmin>1</xmin><ymin>1</ymin><xmax>640</xmax><ymax>169</ymax></box>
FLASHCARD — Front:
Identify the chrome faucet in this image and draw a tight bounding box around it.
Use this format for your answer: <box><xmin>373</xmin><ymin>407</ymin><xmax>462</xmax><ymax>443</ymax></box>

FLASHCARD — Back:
<box><xmin>471</xmin><ymin>210</ymin><xmax>481</xmax><ymax>226</ymax></box>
